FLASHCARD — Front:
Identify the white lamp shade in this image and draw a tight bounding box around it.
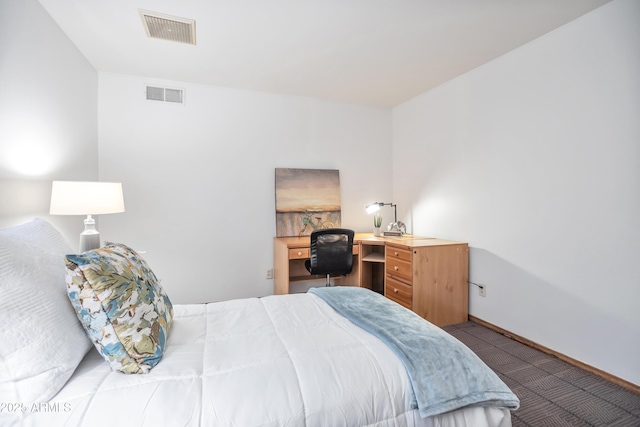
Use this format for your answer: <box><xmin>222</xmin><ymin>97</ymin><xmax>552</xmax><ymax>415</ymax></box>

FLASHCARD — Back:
<box><xmin>50</xmin><ymin>181</ymin><xmax>125</xmax><ymax>215</ymax></box>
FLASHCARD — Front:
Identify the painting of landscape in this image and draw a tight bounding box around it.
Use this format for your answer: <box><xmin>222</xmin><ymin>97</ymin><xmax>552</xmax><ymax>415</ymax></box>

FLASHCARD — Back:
<box><xmin>275</xmin><ymin>168</ymin><xmax>342</xmax><ymax>237</ymax></box>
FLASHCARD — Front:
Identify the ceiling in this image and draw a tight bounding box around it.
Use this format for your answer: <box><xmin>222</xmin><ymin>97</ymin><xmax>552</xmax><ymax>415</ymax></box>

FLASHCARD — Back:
<box><xmin>38</xmin><ymin>0</ymin><xmax>612</xmax><ymax>107</ymax></box>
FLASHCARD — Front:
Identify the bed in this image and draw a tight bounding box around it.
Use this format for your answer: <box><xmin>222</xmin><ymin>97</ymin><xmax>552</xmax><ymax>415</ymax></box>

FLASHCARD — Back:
<box><xmin>0</xmin><ymin>219</ymin><xmax>519</xmax><ymax>427</ymax></box>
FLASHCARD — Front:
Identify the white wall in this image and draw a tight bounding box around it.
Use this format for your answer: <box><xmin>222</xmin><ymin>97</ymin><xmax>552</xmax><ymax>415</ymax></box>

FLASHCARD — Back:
<box><xmin>98</xmin><ymin>73</ymin><xmax>392</xmax><ymax>303</ymax></box>
<box><xmin>0</xmin><ymin>0</ymin><xmax>98</xmax><ymax>242</ymax></box>
<box><xmin>393</xmin><ymin>0</ymin><xmax>640</xmax><ymax>386</ymax></box>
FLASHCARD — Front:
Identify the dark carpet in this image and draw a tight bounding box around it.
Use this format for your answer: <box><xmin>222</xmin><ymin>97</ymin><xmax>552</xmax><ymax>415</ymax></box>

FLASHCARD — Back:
<box><xmin>442</xmin><ymin>321</ymin><xmax>640</xmax><ymax>426</ymax></box>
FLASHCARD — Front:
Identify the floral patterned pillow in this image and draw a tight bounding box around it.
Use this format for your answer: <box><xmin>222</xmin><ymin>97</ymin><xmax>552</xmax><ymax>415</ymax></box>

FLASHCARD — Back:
<box><xmin>65</xmin><ymin>242</ymin><xmax>173</xmax><ymax>374</ymax></box>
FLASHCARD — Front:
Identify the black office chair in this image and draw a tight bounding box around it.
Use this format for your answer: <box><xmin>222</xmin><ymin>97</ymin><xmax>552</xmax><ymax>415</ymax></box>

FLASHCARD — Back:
<box><xmin>305</xmin><ymin>228</ymin><xmax>355</xmax><ymax>287</ymax></box>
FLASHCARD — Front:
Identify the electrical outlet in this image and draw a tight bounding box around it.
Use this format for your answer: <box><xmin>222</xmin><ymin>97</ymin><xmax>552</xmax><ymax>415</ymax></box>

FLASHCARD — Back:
<box><xmin>479</xmin><ymin>284</ymin><xmax>487</xmax><ymax>297</ymax></box>
<box><xmin>266</xmin><ymin>269</ymin><xmax>274</xmax><ymax>279</ymax></box>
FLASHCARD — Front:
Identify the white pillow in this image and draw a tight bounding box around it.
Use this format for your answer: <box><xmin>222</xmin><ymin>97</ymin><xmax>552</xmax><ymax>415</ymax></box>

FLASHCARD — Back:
<box><xmin>0</xmin><ymin>219</ymin><xmax>91</xmax><ymax>402</ymax></box>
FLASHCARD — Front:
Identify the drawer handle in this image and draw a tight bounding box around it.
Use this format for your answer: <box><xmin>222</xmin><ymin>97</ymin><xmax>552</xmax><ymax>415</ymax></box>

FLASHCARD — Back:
<box><xmin>297</xmin><ymin>251</ymin><xmax>302</xmax><ymax>256</ymax></box>
<box><xmin>393</xmin><ymin>288</ymin><xmax>398</xmax><ymax>293</ymax></box>
<box><xmin>394</xmin><ymin>266</ymin><xmax>399</xmax><ymax>271</ymax></box>
<box><xmin>394</xmin><ymin>251</ymin><xmax>399</xmax><ymax>256</ymax></box>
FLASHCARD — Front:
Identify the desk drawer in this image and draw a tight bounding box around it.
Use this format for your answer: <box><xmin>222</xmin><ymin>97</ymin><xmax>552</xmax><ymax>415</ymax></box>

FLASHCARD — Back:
<box><xmin>289</xmin><ymin>245</ymin><xmax>358</xmax><ymax>260</ymax></box>
<box><xmin>289</xmin><ymin>248</ymin><xmax>310</xmax><ymax>259</ymax></box>
<box><xmin>386</xmin><ymin>254</ymin><xmax>412</xmax><ymax>283</ymax></box>
<box><xmin>386</xmin><ymin>245</ymin><xmax>412</xmax><ymax>263</ymax></box>
<box><xmin>385</xmin><ymin>277</ymin><xmax>412</xmax><ymax>309</ymax></box>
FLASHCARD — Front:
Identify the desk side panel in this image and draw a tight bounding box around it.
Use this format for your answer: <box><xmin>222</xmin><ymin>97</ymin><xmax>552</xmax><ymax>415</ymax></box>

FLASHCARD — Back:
<box><xmin>413</xmin><ymin>244</ymin><xmax>469</xmax><ymax>327</ymax></box>
<box><xmin>273</xmin><ymin>238</ymin><xmax>290</xmax><ymax>295</ymax></box>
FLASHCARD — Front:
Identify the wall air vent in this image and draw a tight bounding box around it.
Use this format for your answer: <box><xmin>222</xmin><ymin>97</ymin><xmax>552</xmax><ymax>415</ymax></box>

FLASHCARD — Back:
<box><xmin>146</xmin><ymin>86</ymin><xmax>185</xmax><ymax>104</ymax></box>
<box><xmin>139</xmin><ymin>10</ymin><xmax>196</xmax><ymax>45</ymax></box>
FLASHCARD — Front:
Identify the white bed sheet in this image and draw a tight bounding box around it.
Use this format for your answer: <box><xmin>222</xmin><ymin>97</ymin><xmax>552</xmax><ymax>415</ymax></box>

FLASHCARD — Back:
<box><xmin>11</xmin><ymin>293</ymin><xmax>512</xmax><ymax>427</ymax></box>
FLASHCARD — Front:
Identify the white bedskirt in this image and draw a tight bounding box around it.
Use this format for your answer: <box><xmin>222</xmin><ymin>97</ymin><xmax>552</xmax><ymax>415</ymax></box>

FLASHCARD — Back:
<box><xmin>10</xmin><ymin>293</ymin><xmax>512</xmax><ymax>427</ymax></box>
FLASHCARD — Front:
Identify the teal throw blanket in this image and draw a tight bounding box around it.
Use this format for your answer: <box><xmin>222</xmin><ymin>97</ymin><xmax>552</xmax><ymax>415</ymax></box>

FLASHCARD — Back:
<box><xmin>309</xmin><ymin>286</ymin><xmax>520</xmax><ymax>418</ymax></box>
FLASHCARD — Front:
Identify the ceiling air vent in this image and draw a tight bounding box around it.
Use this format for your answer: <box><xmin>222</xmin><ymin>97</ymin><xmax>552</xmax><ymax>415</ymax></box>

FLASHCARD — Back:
<box><xmin>139</xmin><ymin>10</ymin><xmax>196</xmax><ymax>45</ymax></box>
<box><xmin>146</xmin><ymin>86</ymin><xmax>185</xmax><ymax>104</ymax></box>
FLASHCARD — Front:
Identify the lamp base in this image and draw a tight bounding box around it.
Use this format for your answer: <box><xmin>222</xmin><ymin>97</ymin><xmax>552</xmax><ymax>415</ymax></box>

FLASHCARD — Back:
<box><xmin>79</xmin><ymin>215</ymin><xmax>101</xmax><ymax>252</ymax></box>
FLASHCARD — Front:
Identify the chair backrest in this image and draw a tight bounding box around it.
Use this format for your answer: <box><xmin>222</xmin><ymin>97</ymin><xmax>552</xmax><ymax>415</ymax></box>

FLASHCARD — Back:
<box><xmin>308</xmin><ymin>228</ymin><xmax>355</xmax><ymax>276</ymax></box>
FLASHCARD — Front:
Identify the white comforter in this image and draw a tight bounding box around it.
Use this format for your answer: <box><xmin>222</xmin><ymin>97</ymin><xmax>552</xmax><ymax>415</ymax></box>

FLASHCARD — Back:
<box><xmin>14</xmin><ymin>293</ymin><xmax>511</xmax><ymax>427</ymax></box>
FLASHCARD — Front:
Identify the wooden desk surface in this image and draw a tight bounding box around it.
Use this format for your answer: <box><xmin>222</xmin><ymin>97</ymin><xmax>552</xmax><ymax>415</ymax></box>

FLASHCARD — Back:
<box><xmin>274</xmin><ymin>233</ymin><xmax>465</xmax><ymax>248</ymax></box>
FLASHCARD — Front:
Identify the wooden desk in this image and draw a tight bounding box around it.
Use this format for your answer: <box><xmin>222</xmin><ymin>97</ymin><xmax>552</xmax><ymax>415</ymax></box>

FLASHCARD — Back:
<box><xmin>273</xmin><ymin>233</ymin><xmax>469</xmax><ymax>327</ymax></box>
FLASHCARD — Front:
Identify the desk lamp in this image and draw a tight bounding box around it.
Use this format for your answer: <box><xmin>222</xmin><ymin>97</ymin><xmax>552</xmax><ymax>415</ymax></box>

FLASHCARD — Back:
<box><xmin>50</xmin><ymin>181</ymin><xmax>125</xmax><ymax>252</ymax></box>
<box><xmin>366</xmin><ymin>202</ymin><xmax>405</xmax><ymax>236</ymax></box>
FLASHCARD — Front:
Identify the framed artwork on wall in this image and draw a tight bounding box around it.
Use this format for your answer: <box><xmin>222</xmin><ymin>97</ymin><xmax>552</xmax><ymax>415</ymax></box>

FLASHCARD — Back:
<box><xmin>275</xmin><ymin>168</ymin><xmax>342</xmax><ymax>237</ymax></box>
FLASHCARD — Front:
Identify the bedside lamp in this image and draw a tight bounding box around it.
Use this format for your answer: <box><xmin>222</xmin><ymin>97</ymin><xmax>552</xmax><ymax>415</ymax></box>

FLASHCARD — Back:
<box><xmin>50</xmin><ymin>181</ymin><xmax>125</xmax><ymax>252</ymax></box>
<box><xmin>366</xmin><ymin>201</ymin><xmax>405</xmax><ymax>236</ymax></box>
